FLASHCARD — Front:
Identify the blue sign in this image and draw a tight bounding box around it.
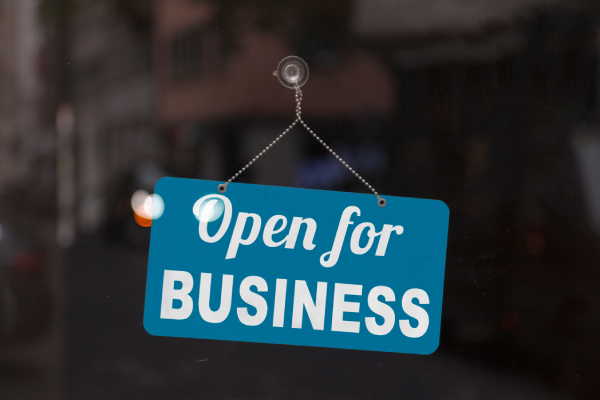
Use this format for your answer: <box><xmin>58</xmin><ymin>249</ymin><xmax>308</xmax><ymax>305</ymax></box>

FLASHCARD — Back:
<box><xmin>143</xmin><ymin>178</ymin><xmax>449</xmax><ymax>354</ymax></box>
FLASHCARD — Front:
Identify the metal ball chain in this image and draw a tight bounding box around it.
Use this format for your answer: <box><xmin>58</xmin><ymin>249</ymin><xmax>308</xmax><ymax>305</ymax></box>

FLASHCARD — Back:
<box><xmin>218</xmin><ymin>120</ymin><xmax>298</xmax><ymax>194</ymax></box>
<box><xmin>219</xmin><ymin>85</ymin><xmax>386</xmax><ymax>207</ymax></box>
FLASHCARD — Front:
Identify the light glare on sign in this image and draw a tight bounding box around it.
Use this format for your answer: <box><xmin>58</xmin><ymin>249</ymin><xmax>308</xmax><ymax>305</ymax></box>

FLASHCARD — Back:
<box><xmin>193</xmin><ymin>197</ymin><xmax>225</xmax><ymax>222</ymax></box>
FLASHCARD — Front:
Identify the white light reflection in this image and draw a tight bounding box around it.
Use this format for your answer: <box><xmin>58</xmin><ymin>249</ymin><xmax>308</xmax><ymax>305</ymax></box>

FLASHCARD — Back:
<box><xmin>144</xmin><ymin>194</ymin><xmax>165</xmax><ymax>219</ymax></box>
<box><xmin>131</xmin><ymin>190</ymin><xmax>165</xmax><ymax>221</ymax></box>
<box><xmin>193</xmin><ymin>197</ymin><xmax>225</xmax><ymax>222</ymax></box>
<box><xmin>131</xmin><ymin>190</ymin><xmax>149</xmax><ymax>213</ymax></box>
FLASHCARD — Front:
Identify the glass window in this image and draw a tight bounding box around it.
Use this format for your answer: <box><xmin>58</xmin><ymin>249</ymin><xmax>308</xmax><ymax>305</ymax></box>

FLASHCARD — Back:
<box><xmin>1</xmin><ymin>0</ymin><xmax>599</xmax><ymax>398</ymax></box>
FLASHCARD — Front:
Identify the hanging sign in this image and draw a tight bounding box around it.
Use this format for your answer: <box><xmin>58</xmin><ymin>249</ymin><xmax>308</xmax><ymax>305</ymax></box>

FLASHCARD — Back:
<box><xmin>143</xmin><ymin>178</ymin><xmax>449</xmax><ymax>355</ymax></box>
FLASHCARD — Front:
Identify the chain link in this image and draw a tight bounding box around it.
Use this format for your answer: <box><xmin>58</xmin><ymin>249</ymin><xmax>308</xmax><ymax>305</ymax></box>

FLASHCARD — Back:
<box><xmin>219</xmin><ymin>85</ymin><xmax>386</xmax><ymax>207</ymax></box>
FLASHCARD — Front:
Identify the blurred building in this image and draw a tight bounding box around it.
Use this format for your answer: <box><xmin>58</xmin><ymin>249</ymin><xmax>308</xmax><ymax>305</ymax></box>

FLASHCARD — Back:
<box><xmin>0</xmin><ymin>0</ymin><xmax>52</xmax><ymax>207</ymax></box>
<box><xmin>65</xmin><ymin>0</ymin><xmax>159</xmax><ymax>235</ymax></box>
<box><xmin>153</xmin><ymin>0</ymin><xmax>396</xmax><ymax>187</ymax></box>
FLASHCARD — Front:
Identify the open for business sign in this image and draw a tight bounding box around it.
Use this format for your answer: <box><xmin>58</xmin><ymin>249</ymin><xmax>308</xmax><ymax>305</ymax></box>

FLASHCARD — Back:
<box><xmin>143</xmin><ymin>178</ymin><xmax>449</xmax><ymax>355</ymax></box>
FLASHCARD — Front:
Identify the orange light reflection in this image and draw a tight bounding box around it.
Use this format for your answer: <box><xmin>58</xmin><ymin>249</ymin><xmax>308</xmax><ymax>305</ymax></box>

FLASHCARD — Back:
<box><xmin>134</xmin><ymin>212</ymin><xmax>152</xmax><ymax>227</ymax></box>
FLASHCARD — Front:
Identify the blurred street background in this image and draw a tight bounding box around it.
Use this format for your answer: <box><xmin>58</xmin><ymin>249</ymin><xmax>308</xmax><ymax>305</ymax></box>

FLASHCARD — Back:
<box><xmin>2</xmin><ymin>0</ymin><xmax>600</xmax><ymax>398</ymax></box>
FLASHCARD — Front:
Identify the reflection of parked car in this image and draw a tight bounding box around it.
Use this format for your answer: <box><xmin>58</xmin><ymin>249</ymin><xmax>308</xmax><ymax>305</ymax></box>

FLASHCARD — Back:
<box><xmin>0</xmin><ymin>220</ymin><xmax>52</xmax><ymax>343</ymax></box>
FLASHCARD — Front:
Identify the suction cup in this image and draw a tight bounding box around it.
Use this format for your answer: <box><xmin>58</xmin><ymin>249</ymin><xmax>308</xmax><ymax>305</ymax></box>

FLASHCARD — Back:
<box><xmin>274</xmin><ymin>56</ymin><xmax>309</xmax><ymax>89</ymax></box>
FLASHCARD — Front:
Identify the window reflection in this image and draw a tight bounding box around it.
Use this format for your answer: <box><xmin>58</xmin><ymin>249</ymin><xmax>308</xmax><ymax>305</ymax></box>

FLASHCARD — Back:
<box><xmin>0</xmin><ymin>0</ymin><xmax>599</xmax><ymax>398</ymax></box>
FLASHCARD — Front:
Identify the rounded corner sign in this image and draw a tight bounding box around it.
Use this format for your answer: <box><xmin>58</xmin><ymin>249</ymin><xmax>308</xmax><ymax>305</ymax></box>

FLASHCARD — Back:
<box><xmin>143</xmin><ymin>178</ymin><xmax>449</xmax><ymax>355</ymax></box>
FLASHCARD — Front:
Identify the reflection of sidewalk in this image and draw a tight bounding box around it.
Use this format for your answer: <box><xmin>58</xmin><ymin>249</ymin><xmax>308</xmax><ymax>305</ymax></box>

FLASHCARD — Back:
<box><xmin>66</xmin><ymin>236</ymin><xmax>151</xmax><ymax>400</ymax></box>
<box><xmin>0</xmin><ymin>249</ymin><xmax>64</xmax><ymax>400</ymax></box>
<box><xmin>64</xmin><ymin>237</ymin><xmax>570</xmax><ymax>400</ymax></box>
<box><xmin>384</xmin><ymin>353</ymin><xmax>571</xmax><ymax>400</ymax></box>
<box><xmin>0</xmin><ymin>333</ymin><xmax>63</xmax><ymax>399</ymax></box>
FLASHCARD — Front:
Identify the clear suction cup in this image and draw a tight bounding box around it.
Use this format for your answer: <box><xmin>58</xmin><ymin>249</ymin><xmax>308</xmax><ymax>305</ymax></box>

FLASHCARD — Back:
<box><xmin>274</xmin><ymin>56</ymin><xmax>309</xmax><ymax>89</ymax></box>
